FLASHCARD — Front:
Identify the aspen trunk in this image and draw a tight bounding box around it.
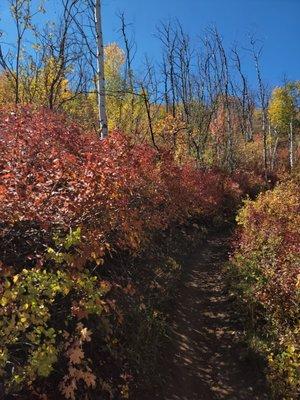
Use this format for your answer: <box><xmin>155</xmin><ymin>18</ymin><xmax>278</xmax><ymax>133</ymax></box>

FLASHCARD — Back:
<box><xmin>289</xmin><ymin>120</ymin><xmax>294</xmax><ymax>171</ymax></box>
<box><xmin>94</xmin><ymin>0</ymin><xmax>108</xmax><ymax>139</ymax></box>
<box><xmin>270</xmin><ymin>136</ymin><xmax>279</xmax><ymax>171</ymax></box>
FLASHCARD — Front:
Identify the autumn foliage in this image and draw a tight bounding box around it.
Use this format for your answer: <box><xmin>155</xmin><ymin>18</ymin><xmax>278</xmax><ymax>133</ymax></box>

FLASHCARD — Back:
<box><xmin>0</xmin><ymin>106</ymin><xmax>243</xmax><ymax>270</ymax></box>
<box><xmin>0</xmin><ymin>106</ymin><xmax>245</xmax><ymax>398</ymax></box>
<box><xmin>231</xmin><ymin>178</ymin><xmax>300</xmax><ymax>398</ymax></box>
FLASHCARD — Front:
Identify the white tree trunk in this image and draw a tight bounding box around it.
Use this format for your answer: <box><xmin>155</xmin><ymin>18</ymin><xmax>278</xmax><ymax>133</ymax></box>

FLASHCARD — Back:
<box><xmin>94</xmin><ymin>0</ymin><xmax>108</xmax><ymax>139</ymax></box>
<box><xmin>289</xmin><ymin>120</ymin><xmax>294</xmax><ymax>170</ymax></box>
<box><xmin>270</xmin><ymin>135</ymin><xmax>279</xmax><ymax>171</ymax></box>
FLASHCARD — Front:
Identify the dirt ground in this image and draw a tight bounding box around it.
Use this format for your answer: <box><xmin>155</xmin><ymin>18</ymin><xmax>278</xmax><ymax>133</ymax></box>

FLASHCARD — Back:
<box><xmin>145</xmin><ymin>234</ymin><xmax>268</xmax><ymax>400</ymax></box>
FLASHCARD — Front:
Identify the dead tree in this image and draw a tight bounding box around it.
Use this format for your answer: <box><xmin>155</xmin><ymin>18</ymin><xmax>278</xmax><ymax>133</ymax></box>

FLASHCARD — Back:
<box><xmin>250</xmin><ymin>37</ymin><xmax>269</xmax><ymax>179</ymax></box>
<box><xmin>231</xmin><ymin>46</ymin><xmax>254</xmax><ymax>142</ymax></box>
<box><xmin>118</xmin><ymin>12</ymin><xmax>137</xmax><ymax>131</ymax></box>
<box><xmin>156</xmin><ymin>22</ymin><xmax>178</xmax><ymax>118</ymax></box>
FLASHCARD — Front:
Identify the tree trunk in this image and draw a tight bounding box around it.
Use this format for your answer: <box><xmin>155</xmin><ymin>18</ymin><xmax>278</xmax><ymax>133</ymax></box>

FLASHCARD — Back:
<box><xmin>289</xmin><ymin>120</ymin><xmax>294</xmax><ymax>171</ymax></box>
<box><xmin>262</xmin><ymin>111</ymin><xmax>268</xmax><ymax>180</ymax></box>
<box><xmin>15</xmin><ymin>38</ymin><xmax>20</xmax><ymax>104</ymax></box>
<box><xmin>94</xmin><ymin>0</ymin><xmax>108</xmax><ymax>139</ymax></box>
<box><xmin>270</xmin><ymin>136</ymin><xmax>279</xmax><ymax>171</ymax></box>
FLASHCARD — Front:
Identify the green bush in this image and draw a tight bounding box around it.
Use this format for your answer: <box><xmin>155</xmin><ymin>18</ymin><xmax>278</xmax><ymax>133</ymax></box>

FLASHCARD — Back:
<box><xmin>0</xmin><ymin>267</ymin><xmax>112</xmax><ymax>397</ymax></box>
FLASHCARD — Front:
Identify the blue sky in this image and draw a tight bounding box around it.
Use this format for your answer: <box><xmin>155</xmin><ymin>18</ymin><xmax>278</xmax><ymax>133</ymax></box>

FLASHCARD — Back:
<box><xmin>101</xmin><ymin>0</ymin><xmax>300</xmax><ymax>87</ymax></box>
<box><xmin>0</xmin><ymin>0</ymin><xmax>299</xmax><ymax>88</ymax></box>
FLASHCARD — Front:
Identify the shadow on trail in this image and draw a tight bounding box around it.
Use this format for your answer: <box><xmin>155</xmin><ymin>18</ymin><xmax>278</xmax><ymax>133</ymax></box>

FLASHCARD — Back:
<box><xmin>147</xmin><ymin>234</ymin><xmax>268</xmax><ymax>400</ymax></box>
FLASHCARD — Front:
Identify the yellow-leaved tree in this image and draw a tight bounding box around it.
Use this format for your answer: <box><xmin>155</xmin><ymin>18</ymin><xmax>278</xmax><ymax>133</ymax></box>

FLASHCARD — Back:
<box><xmin>66</xmin><ymin>43</ymin><xmax>145</xmax><ymax>133</ymax></box>
<box><xmin>0</xmin><ymin>57</ymin><xmax>72</xmax><ymax>109</ymax></box>
<box><xmin>268</xmin><ymin>86</ymin><xmax>296</xmax><ymax>170</ymax></box>
<box><xmin>0</xmin><ymin>73</ymin><xmax>15</xmax><ymax>104</ymax></box>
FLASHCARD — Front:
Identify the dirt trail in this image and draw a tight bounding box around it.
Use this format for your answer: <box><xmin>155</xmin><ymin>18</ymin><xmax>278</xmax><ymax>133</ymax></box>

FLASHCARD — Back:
<box><xmin>149</xmin><ymin>234</ymin><xmax>268</xmax><ymax>400</ymax></box>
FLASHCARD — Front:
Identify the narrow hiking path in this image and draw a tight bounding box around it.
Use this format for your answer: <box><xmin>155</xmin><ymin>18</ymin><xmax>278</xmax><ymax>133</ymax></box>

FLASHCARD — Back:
<box><xmin>149</xmin><ymin>234</ymin><xmax>268</xmax><ymax>400</ymax></box>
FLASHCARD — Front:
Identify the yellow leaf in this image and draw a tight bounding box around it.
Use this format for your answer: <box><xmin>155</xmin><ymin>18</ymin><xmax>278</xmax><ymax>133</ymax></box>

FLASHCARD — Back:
<box><xmin>1</xmin><ymin>297</ymin><xmax>8</xmax><ymax>307</ymax></box>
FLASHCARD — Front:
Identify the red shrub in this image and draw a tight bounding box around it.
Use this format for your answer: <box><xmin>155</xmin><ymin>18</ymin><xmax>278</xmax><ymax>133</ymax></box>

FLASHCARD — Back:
<box><xmin>0</xmin><ymin>107</ymin><xmax>240</xmax><ymax>271</ymax></box>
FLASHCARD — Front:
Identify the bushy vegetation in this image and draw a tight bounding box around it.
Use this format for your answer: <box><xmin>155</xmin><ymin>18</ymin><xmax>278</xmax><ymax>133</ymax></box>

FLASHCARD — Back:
<box><xmin>0</xmin><ymin>2</ymin><xmax>299</xmax><ymax>398</ymax></box>
<box><xmin>0</xmin><ymin>107</ymin><xmax>245</xmax><ymax>398</ymax></box>
<box><xmin>230</xmin><ymin>177</ymin><xmax>300</xmax><ymax>399</ymax></box>
<box><xmin>0</xmin><ymin>106</ymin><xmax>243</xmax><ymax>265</ymax></box>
